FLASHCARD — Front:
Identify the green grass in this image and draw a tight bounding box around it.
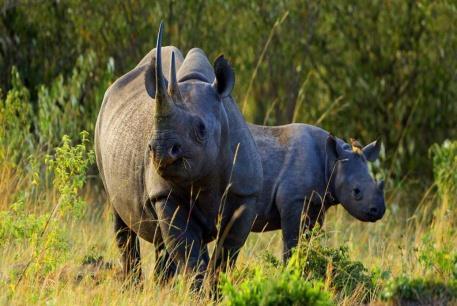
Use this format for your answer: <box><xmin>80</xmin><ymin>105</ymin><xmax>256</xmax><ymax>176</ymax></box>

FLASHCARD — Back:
<box><xmin>0</xmin><ymin>166</ymin><xmax>455</xmax><ymax>305</ymax></box>
<box><xmin>0</xmin><ymin>71</ymin><xmax>456</xmax><ymax>304</ymax></box>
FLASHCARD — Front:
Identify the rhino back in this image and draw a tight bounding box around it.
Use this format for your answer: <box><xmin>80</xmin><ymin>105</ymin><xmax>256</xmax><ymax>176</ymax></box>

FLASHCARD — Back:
<box><xmin>224</xmin><ymin>99</ymin><xmax>263</xmax><ymax>197</ymax></box>
<box><xmin>95</xmin><ymin>46</ymin><xmax>183</xmax><ymax>241</ymax></box>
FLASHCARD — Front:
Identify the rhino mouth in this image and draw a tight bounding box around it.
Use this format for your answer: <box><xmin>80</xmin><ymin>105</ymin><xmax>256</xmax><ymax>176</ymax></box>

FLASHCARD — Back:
<box><xmin>365</xmin><ymin>213</ymin><xmax>382</xmax><ymax>222</ymax></box>
<box><xmin>361</xmin><ymin>208</ymin><xmax>385</xmax><ymax>222</ymax></box>
<box><xmin>155</xmin><ymin>157</ymin><xmax>191</xmax><ymax>179</ymax></box>
<box><xmin>156</xmin><ymin>158</ymin><xmax>180</xmax><ymax>171</ymax></box>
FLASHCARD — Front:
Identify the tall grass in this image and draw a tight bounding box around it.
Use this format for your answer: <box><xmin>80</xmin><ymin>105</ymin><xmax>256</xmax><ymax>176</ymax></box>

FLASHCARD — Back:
<box><xmin>0</xmin><ymin>50</ymin><xmax>456</xmax><ymax>306</ymax></box>
<box><xmin>0</xmin><ymin>120</ymin><xmax>455</xmax><ymax>304</ymax></box>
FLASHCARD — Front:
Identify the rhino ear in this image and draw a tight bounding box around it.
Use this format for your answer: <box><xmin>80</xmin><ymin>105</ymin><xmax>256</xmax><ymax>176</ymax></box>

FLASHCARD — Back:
<box><xmin>363</xmin><ymin>140</ymin><xmax>381</xmax><ymax>162</ymax></box>
<box><xmin>145</xmin><ymin>56</ymin><xmax>157</xmax><ymax>98</ymax></box>
<box><xmin>326</xmin><ymin>134</ymin><xmax>340</xmax><ymax>159</ymax></box>
<box><xmin>212</xmin><ymin>55</ymin><xmax>235</xmax><ymax>98</ymax></box>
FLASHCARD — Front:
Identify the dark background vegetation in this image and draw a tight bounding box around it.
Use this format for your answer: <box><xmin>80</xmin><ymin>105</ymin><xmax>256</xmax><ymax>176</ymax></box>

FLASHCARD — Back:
<box><xmin>1</xmin><ymin>0</ymin><xmax>456</xmax><ymax>186</ymax></box>
<box><xmin>1</xmin><ymin>2</ymin><xmax>456</xmax><ymax>304</ymax></box>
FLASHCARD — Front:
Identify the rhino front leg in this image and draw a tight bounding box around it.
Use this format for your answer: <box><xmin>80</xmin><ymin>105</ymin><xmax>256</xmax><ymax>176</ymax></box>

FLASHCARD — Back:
<box><xmin>212</xmin><ymin>195</ymin><xmax>257</xmax><ymax>273</ymax></box>
<box><xmin>281</xmin><ymin>206</ymin><xmax>302</xmax><ymax>262</ymax></box>
<box><xmin>154</xmin><ymin>197</ymin><xmax>209</xmax><ymax>291</ymax></box>
<box><xmin>154</xmin><ymin>243</ymin><xmax>177</xmax><ymax>283</ymax></box>
<box><xmin>114</xmin><ymin>210</ymin><xmax>142</xmax><ymax>285</ymax></box>
<box><xmin>280</xmin><ymin>199</ymin><xmax>325</xmax><ymax>262</ymax></box>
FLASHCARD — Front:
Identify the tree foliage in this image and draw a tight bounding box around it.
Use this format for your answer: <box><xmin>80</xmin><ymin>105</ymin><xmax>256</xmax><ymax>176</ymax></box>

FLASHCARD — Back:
<box><xmin>1</xmin><ymin>0</ymin><xmax>456</xmax><ymax>181</ymax></box>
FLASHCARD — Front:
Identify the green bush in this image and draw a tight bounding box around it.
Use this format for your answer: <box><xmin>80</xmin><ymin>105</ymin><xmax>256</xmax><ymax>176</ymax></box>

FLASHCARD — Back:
<box><xmin>430</xmin><ymin>140</ymin><xmax>457</xmax><ymax>198</ymax></box>
<box><xmin>0</xmin><ymin>67</ymin><xmax>33</xmax><ymax>164</ymax></box>
<box><xmin>45</xmin><ymin>131</ymin><xmax>95</xmax><ymax>218</ymax></box>
<box><xmin>381</xmin><ymin>276</ymin><xmax>457</xmax><ymax>305</ymax></box>
<box><xmin>287</xmin><ymin>233</ymin><xmax>376</xmax><ymax>301</ymax></box>
<box><xmin>0</xmin><ymin>193</ymin><xmax>48</xmax><ymax>246</ymax></box>
<box><xmin>221</xmin><ymin>267</ymin><xmax>333</xmax><ymax>306</ymax></box>
<box><xmin>37</xmin><ymin>51</ymin><xmax>114</xmax><ymax>147</ymax></box>
<box><xmin>221</xmin><ymin>232</ymin><xmax>379</xmax><ymax>305</ymax></box>
<box><xmin>419</xmin><ymin>232</ymin><xmax>457</xmax><ymax>282</ymax></box>
<box><xmin>0</xmin><ymin>132</ymin><xmax>95</xmax><ymax>282</ymax></box>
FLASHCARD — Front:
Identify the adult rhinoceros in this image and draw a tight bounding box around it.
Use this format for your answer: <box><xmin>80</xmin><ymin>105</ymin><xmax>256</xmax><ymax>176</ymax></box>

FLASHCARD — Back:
<box><xmin>95</xmin><ymin>23</ymin><xmax>263</xmax><ymax>287</ymax></box>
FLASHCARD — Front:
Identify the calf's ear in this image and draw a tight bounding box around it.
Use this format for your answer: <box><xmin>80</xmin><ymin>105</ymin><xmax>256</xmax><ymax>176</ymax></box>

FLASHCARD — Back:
<box><xmin>212</xmin><ymin>55</ymin><xmax>235</xmax><ymax>98</ymax></box>
<box><xmin>363</xmin><ymin>140</ymin><xmax>381</xmax><ymax>162</ymax></box>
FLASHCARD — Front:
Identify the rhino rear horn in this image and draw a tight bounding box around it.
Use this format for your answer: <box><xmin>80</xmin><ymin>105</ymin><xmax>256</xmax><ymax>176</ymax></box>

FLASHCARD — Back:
<box><xmin>168</xmin><ymin>51</ymin><xmax>182</xmax><ymax>101</ymax></box>
<box><xmin>212</xmin><ymin>55</ymin><xmax>235</xmax><ymax>98</ymax></box>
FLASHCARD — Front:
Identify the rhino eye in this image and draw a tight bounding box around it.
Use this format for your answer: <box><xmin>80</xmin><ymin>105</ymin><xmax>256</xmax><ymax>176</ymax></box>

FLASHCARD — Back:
<box><xmin>352</xmin><ymin>187</ymin><xmax>363</xmax><ymax>200</ymax></box>
<box><xmin>194</xmin><ymin>120</ymin><xmax>207</xmax><ymax>143</ymax></box>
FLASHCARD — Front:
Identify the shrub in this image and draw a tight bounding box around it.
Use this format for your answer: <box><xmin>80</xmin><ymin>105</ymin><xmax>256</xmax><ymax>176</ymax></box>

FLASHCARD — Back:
<box><xmin>221</xmin><ymin>267</ymin><xmax>333</xmax><ymax>306</ymax></box>
<box><xmin>287</xmin><ymin>233</ymin><xmax>376</xmax><ymax>301</ymax></box>
<box><xmin>1</xmin><ymin>131</ymin><xmax>95</xmax><ymax>284</ymax></box>
<box><xmin>37</xmin><ymin>51</ymin><xmax>113</xmax><ymax>147</ymax></box>
<box><xmin>45</xmin><ymin>131</ymin><xmax>95</xmax><ymax>218</ymax></box>
<box><xmin>419</xmin><ymin>232</ymin><xmax>457</xmax><ymax>282</ymax></box>
<box><xmin>381</xmin><ymin>276</ymin><xmax>457</xmax><ymax>305</ymax></box>
<box><xmin>0</xmin><ymin>193</ymin><xmax>48</xmax><ymax>246</ymax></box>
<box><xmin>0</xmin><ymin>67</ymin><xmax>33</xmax><ymax>164</ymax></box>
<box><xmin>430</xmin><ymin>140</ymin><xmax>457</xmax><ymax>198</ymax></box>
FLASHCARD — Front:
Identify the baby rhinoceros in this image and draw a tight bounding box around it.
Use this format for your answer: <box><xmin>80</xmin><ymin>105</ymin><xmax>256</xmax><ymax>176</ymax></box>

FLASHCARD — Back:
<box><xmin>249</xmin><ymin>123</ymin><xmax>386</xmax><ymax>260</ymax></box>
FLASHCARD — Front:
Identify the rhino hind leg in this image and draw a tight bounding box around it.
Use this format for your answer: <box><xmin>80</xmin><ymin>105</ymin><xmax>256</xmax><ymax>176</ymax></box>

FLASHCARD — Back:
<box><xmin>114</xmin><ymin>210</ymin><xmax>142</xmax><ymax>286</ymax></box>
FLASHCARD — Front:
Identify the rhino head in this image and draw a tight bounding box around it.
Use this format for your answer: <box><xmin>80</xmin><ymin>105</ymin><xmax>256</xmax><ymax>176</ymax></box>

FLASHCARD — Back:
<box><xmin>145</xmin><ymin>23</ymin><xmax>234</xmax><ymax>183</ymax></box>
<box><xmin>326</xmin><ymin>135</ymin><xmax>386</xmax><ymax>222</ymax></box>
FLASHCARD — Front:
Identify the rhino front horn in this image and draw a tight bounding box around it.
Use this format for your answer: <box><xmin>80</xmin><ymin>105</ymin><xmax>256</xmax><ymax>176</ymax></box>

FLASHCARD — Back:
<box><xmin>154</xmin><ymin>21</ymin><xmax>173</xmax><ymax>116</ymax></box>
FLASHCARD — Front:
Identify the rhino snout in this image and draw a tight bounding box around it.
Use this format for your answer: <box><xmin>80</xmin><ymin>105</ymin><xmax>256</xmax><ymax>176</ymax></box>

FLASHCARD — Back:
<box><xmin>367</xmin><ymin>200</ymin><xmax>386</xmax><ymax>221</ymax></box>
<box><xmin>150</xmin><ymin>141</ymin><xmax>183</xmax><ymax>169</ymax></box>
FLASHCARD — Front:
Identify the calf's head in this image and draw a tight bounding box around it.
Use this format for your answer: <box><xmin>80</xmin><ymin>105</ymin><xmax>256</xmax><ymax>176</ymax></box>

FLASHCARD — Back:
<box><xmin>326</xmin><ymin>135</ymin><xmax>385</xmax><ymax>222</ymax></box>
<box><xmin>145</xmin><ymin>23</ymin><xmax>233</xmax><ymax>182</ymax></box>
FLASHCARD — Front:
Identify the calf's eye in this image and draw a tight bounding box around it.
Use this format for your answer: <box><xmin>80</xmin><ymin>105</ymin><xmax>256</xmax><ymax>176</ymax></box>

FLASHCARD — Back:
<box><xmin>352</xmin><ymin>187</ymin><xmax>362</xmax><ymax>200</ymax></box>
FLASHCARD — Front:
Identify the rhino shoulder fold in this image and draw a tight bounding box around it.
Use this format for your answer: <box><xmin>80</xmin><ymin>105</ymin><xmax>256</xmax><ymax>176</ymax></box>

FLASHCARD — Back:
<box><xmin>223</xmin><ymin>97</ymin><xmax>263</xmax><ymax>197</ymax></box>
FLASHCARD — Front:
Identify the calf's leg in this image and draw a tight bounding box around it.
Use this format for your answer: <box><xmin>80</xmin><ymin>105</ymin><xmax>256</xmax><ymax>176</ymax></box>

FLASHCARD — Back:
<box><xmin>280</xmin><ymin>199</ymin><xmax>325</xmax><ymax>262</ymax></box>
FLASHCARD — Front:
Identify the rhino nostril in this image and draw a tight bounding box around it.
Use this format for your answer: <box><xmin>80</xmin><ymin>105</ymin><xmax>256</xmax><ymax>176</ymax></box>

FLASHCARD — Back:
<box><xmin>170</xmin><ymin>143</ymin><xmax>181</xmax><ymax>157</ymax></box>
<box><xmin>370</xmin><ymin>207</ymin><xmax>379</xmax><ymax>214</ymax></box>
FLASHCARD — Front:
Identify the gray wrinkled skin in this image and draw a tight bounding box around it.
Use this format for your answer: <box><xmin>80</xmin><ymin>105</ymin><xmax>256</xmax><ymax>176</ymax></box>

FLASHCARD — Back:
<box><xmin>249</xmin><ymin>123</ymin><xmax>385</xmax><ymax>260</ymax></box>
<box><xmin>95</xmin><ymin>24</ymin><xmax>262</xmax><ymax>286</ymax></box>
